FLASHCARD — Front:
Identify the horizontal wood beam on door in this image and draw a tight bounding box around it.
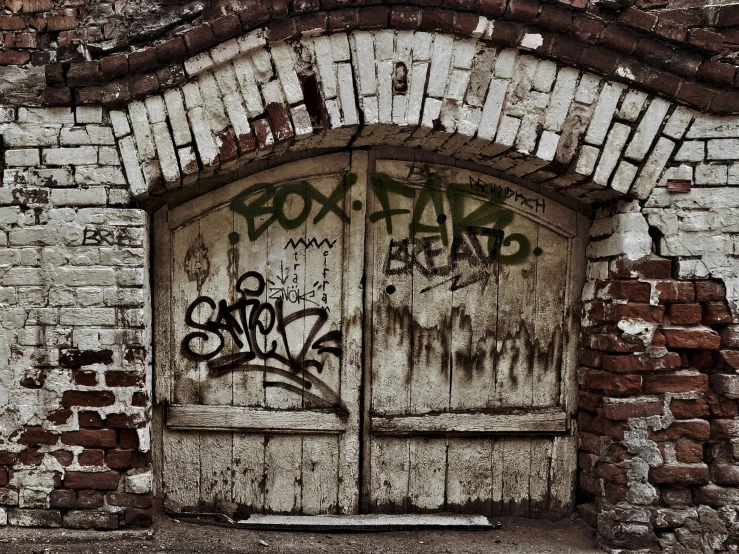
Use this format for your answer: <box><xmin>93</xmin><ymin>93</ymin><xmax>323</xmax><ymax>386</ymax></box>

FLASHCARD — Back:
<box><xmin>371</xmin><ymin>408</ymin><xmax>568</xmax><ymax>435</ymax></box>
<box><xmin>167</xmin><ymin>405</ymin><xmax>347</xmax><ymax>434</ymax></box>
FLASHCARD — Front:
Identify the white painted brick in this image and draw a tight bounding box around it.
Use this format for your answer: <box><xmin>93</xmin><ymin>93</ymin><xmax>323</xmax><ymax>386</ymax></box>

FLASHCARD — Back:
<box><xmin>60</xmin><ymin>308</ymin><xmax>115</xmax><ymax>326</ymax></box>
<box><xmin>142</xmin><ymin>159</ymin><xmax>162</xmax><ymax>190</ymax></box>
<box><xmin>494</xmin><ymin>49</ymin><xmax>516</xmax><ymax>78</ymax></box>
<box><xmin>576</xmin><ymin>145</ymin><xmax>599</xmax><ymax>176</ymax></box>
<box><xmin>471</xmin><ymin>16</ymin><xmax>488</xmax><ymax>39</ymax></box>
<box><xmin>60</xmin><ymin>126</ymin><xmax>92</xmax><ymax>146</ymax></box>
<box><xmin>232</xmin><ymin>57</ymin><xmax>264</xmax><ymax>118</ymax></box>
<box><xmin>631</xmin><ymin>136</ymin><xmax>675</xmax><ymax>199</ymax></box>
<box><xmin>377</xmin><ymin>60</ymin><xmax>393</xmax><ymax>124</ymax></box>
<box><xmin>325</xmin><ymin>98</ymin><xmax>342</xmax><ymax>129</ymax></box>
<box><xmin>674</xmin><ymin>141</ymin><xmax>705</xmax><ymax>162</ymax></box>
<box><xmin>0</xmin><ymin>107</ymin><xmax>14</xmax><ymax>122</ymax></box>
<box><xmin>145</xmin><ymin>96</ymin><xmax>167</xmax><ymax>124</ymax></box>
<box><xmin>446</xmin><ymin>69</ymin><xmax>470</xmax><ymax>102</ymax></box>
<box><xmin>412</xmin><ymin>32</ymin><xmax>433</xmax><ymax>61</ymax></box>
<box><xmin>427</xmin><ymin>34</ymin><xmax>454</xmax><ymax>97</ymax></box>
<box><xmin>188</xmin><ymin>107</ymin><xmax>219</xmax><ymax>167</ymax></box>
<box><xmin>375</xmin><ymin>30</ymin><xmax>394</xmax><ymax>61</ymax></box>
<box><xmin>618</xmin><ymin>90</ymin><xmax>648</xmax><ymax>122</ymax></box>
<box><xmin>222</xmin><ymin>91</ymin><xmax>252</xmax><ymax>139</ymax></box>
<box><xmin>128</xmin><ymin>100</ymin><xmax>156</xmax><ymax>161</ymax></box>
<box><xmin>593</xmin><ymin>123</ymin><xmax>631</xmax><ymax>186</ymax></box>
<box><xmin>707</xmin><ymin>138</ymin><xmax>739</xmax><ymax>160</ymax></box>
<box><xmin>75</xmin><ymin>166</ymin><xmax>126</xmax><ymax>185</ymax></box>
<box><xmin>75</xmin><ymin>106</ymin><xmax>103</xmax><ymax>124</ymax></box>
<box><xmin>361</xmin><ymin>95</ymin><xmax>379</xmax><ymax>126</ymax></box>
<box><xmin>290</xmin><ymin>105</ymin><xmax>313</xmax><ymax>140</ymax></box>
<box><xmin>729</xmin><ymin>163</ymin><xmax>739</xmax><ymax>185</ymax></box>
<box><xmin>695</xmin><ymin>163</ymin><xmax>728</xmax><ymax>185</ymax></box>
<box><xmin>4</xmin><ymin>125</ymin><xmax>59</xmax><ymax>147</ymax></box>
<box><xmin>49</xmin><ymin>187</ymin><xmax>107</xmax><ymax>206</ymax></box>
<box><xmin>686</xmin><ymin>114</ymin><xmax>739</xmax><ymax>139</ymax></box>
<box><xmin>544</xmin><ymin>67</ymin><xmax>578</xmax><ymax>132</ymax></box>
<box><xmin>5</xmin><ymin>167</ymin><xmax>72</xmax><ymax>187</ymax></box>
<box><xmin>392</xmin><ymin>94</ymin><xmax>408</xmax><ymax>126</ymax></box>
<box><xmin>177</xmin><ymin>146</ymin><xmax>199</xmax><ymax>182</ymax></box>
<box><xmin>182</xmin><ymin>82</ymin><xmax>203</xmax><ymax>110</ymax></box>
<box><xmin>494</xmin><ymin>115</ymin><xmax>520</xmax><ymax>147</ymax></box>
<box><xmin>662</xmin><ymin>106</ymin><xmax>694</xmax><ymax>140</ymax></box>
<box><xmin>533</xmin><ymin>60</ymin><xmax>557</xmax><ymax>93</ymax></box>
<box><xmin>86</xmin><ymin>126</ymin><xmax>115</xmax><ymax>145</ymax></box>
<box><xmin>452</xmin><ymin>39</ymin><xmax>477</xmax><ymax>69</ymax></box>
<box><xmin>455</xmin><ymin>105</ymin><xmax>482</xmax><ymax>137</ymax></box>
<box><xmin>163</xmin><ymin>89</ymin><xmax>192</xmax><ymax>147</ymax></box>
<box><xmin>42</xmin><ymin>147</ymin><xmax>97</xmax><ymax>166</ymax></box>
<box><xmin>184</xmin><ymin>51</ymin><xmax>213</xmax><ymax>76</ymax></box>
<box><xmin>271</xmin><ymin>44</ymin><xmax>304</xmax><ymax>106</ymax></box>
<box><xmin>118</xmin><ymin>136</ymin><xmax>147</xmax><ymax>198</ymax></box>
<box><xmin>584</xmin><ymin>82</ymin><xmax>625</xmax><ymax>146</ymax></box>
<box><xmin>251</xmin><ymin>49</ymin><xmax>274</xmax><ymax>83</ymax></box>
<box><xmin>477</xmin><ymin>78</ymin><xmax>508</xmax><ymax>141</ymax></box>
<box><xmin>407</xmin><ymin>62</ymin><xmax>429</xmax><ymax>126</ymax></box>
<box><xmin>211</xmin><ymin>38</ymin><xmax>240</xmax><ymax>65</ymax></box>
<box><xmin>520</xmin><ymin>32</ymin><xmax>544</xmax><ymax>50</ymax></box>
<box><xmin>152</xmin><ymin>122</ymin><xmax>181</xmax><ymax>187</ymax></box>
<box><xmin>624</xmin><ymin>97</ymin><xmax>671</xmax><ymax>162</ymax></box>
<box><xmin>330</xmin><ymin>33</ymin><xmax>351</xmax><ymax>62</ymax></box>
<box><xmin>536</xmin><ymin>131</ymin><xmax>560</xmax><ymax>162</ymax></box>
<box><xmin>198</xmin><ymin>72</ymin><xmax>229</xmax><ymax>133</ymax></box>
<box><xmin>419</xmin><ymin>97</ymin><xmax>442</xmax><ymax>133</ymax></box>
<box><xmin>5</xmin><ymin>149</ymin><xmax>39</xmax><ymax>166</ymax></box>
<box><xmin>313</xmin><ymin>37</ymin><xmax>337</xmax><ymax>100</ymax></box>
<box><xmin>352</xmin><ymin>32</ymin><xmax>377</xmax><ymax>97</ymax></box>
<box><xmin>574</xmin><ymin>74</ymin><xmax>601</xmax><ymax>105</ymax></box>
<box><xmin>109</xmin><ymin>110</ymin><xmax>131</xmax><ymax>138</ymax></box>
<box><xmin>213</xmin><ymin>63</ymin><xmax>240</xmax><ymax>98</ymax></box>
<box><xmin>18</xmin><ymin>107</ymin><xmax>74</xmax><ymax>124</ymax></box>
<box><xmin>237</xmin><ymin>29</ymin><xmax>266</xmax><ymax>54</ymax></box>
<box><xmin>337</xmin><ymin>62</ymin><xmax>358</xmax><ymax>126</ymax></box>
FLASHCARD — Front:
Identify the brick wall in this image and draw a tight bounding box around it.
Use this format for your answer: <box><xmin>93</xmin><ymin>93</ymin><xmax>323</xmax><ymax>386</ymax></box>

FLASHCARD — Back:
<box><xmin>0</xmin><ymin>106</ymin><xmax>153</xmax><ymax>529</ymax></box>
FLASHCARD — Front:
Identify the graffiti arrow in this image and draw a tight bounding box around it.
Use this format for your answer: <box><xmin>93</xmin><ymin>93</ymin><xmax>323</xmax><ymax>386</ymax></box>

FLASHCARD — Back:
<box><xmin>276</xmin><ymin>261</ymin><xmax>288</xmax><ymax>285</ymax></box>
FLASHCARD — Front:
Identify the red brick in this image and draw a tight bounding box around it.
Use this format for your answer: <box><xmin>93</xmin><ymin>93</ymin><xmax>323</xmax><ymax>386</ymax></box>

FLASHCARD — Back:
<box><xmin>106</xmin><ymin>450</ymin><xmax>138</xmax><ymax>469</ymax></box>
<box><xmin>0</xmin><ymin>16</ymin><xmax>26</xmax><ymax>30</ymax></box>
<box><xmin>43</xmin><ymin>15</ymin><xmax>77</xmax><ymax>31</ymax></box>
<box><xmin>505</xmin><ymin>0</ymin><xmax>539</xmax><ymax>23</ymax></box>
<box><xmin>712</xmin><ymin>464</ymin><xmax>739</xmax><ymax>485</ymax></box>
<box><xmin>650</xmin><ymin>463</ymin><xmax>709</xmax><ymax>485</ymax></box>
<box><xmin>62</xmin><ymin>391</ymin><xmax>114</xmax><ymax>407</ymax></box>
<box><xmin>654</xmin><ymin>19</ymin><xmax>686</xmax><ymax>42</ymax></box>
<box><xmin>211</xmin><ymin>14</ymin><xmax>242</xmax><ymax>41</ymax></box>
<box><xmin>688</xmin><ymin>28</ymin><xmax>724</xmax><ymax>52</ymax></box>
<box><xmin>104</xmin><ymin>371</ymin><xmax>143</xmax><ymax>387</ymax></box>
<box><xmin>64</xmin><ymin>471</ymin><xmax>120</xmax><ymax>490</ymax></box>
<box><xmin>703</xmin><ymin>302</ymin><xmax>733</xmax><ymax>325</ymax></box>
<box><xmin>698</xmin><ymin>61</ymin><xmax>736</xmax><ymax>88</ymax></box>
<box><xmin>132</xmin><ymin>392</ymin><xmax>148</xmax><ymax>407</ymax></box>
<box><xmin>359</xmin><ymin>6</ymin><xmax>389</xmax><ymax>29</ymax></box>
<box><xmin>712</xmin><ymin>419</ymin><xmax>739</xmax><ymax>440</ymax></box>
<box><xmin>536</xmin><ymin>4</ymin><xmax>572</xmax><ymax>33</ymax></box>
<box><xmin>550</xmin><ymin>35</ymin><xmax>584</xmax><ymax>64</ymax></box>
<box><xmin>666</xmin><ymin>304</ymin><xmax>702</xmax><ymax>325</ymax></box>
<box><xmin>0</xmin><ymin>50</ymin><xmax>31</xmax><ymax>65</ymax></box>
<box><xmin>100</xmin><ymin>53</ymin><xmax>128</xmax><ymax>82</ymax></box>
<box><xmin>717</xmin><ymin>350</ymin><xmax>739</xmax><ymax>370</ymax></box>
<box><xmin>578</xmin><ymin>412</ymin><xmax>628</xmax><ymax>441</ymax></box>
<box><xmin>663</xmin><ymin>328</ymin><xmax>721</xmax><ymax>350</ymax></box>
<box><xmin>47</xmin><ymin>408</ymin><xmax>72</xmax><ymax>425</ymax></box>
<box><xmin>105</xmin><ymin>413</ymin><xmax>137</xmax><ymax>429</ymax></box>
<box><xmin>62</xmin><ymin>430</ymin><xmax>116</xmax><ymax>448</ymax></box>
<box><xmin>328</xmin><ymin>8</ymin><xmax>358</xmax><ymax>31</ymax></box>
<box><xmin>130</xmin><ymin>72</ymin><xmax>159</xmax><ymax>97</ymax></box>
<box><xmin>66</xmin><ymin>61</ymin><xmax>101</xmax><ymax>87</ymax></box>
<box><xmin>578</xmin><ymin>390</ymin><xmax>603</xmax><ymax>413</ymax></box>
<box><xmin>650</xmin><ymin>420</ymin><xmax>711</xmax><ymax>441</ymax></box>
<box><xmin>235</xmin><ymin>0</ymin><xmax>270</xmax><ymax>28</ymax></box>
<box><xmin>73</xmin><ymin>369</ymin><xmax>97</xmax><ymax>386</ymax></box>
<box><xmin>695</xmin><ymin>281</ymin><xmax>726</xmax><ymax>301</ymax></box>
<box><xmin>675</xmin><ymin>83</ymin><xmax>714</xmax><ymax>111</ymax></box>
<box><xmin>184</xmin><ymin>24</ymin><xmax>216</xmax><ymax>54</ymax></box>
<box><xmin>78</xmin><ymin>449</ymin><xmax>105</xmax><ymax>466</ymax></box>
<box><xmin>419</xmin><ymin>7</ymin><xmax>455</xmax><ymax>33</ymax></box>
<box><xmin>706</xmin><ymin>395</ymin><xmax>738</xmax><ymax>418</ymax></box>
<box><xmin>670</xmin><ymin>399</ymin><xmax>710</xmax><ymax>419</ymax></box>
<box><xmin>595</xmin><ymin>462</ymin><xmax>628</xmax><ymax>485</ymax></box>
<box><xmin>601</xmin><ymin>304</ymin><xmax>665</xmax><ymax>324</ymax></box>
<box><xmin>477</xmin><ymin>0</ymin><xmax>507</xmax><ymax>17</ymax></box>
<box><xmin>614</xmin><ymin>258</ymin><xmax>671</xmax><ymax>280</ymax></box>
<box><xmin>600</xmin><ymin>24</ymin><xmax>637</xmax><ymax>55</ymax></box>
<box><xmin>156</xmin><ymin>65</ymin><xmax>185</xmax><ymax>88</ymax></box>
<box><xmin>584</xmin><ymin>328</ymin><xmax>643</xmax><ymax>353</ymax></box>
<box><xmin>128</xmin><ymin>48</ymin><xmax>158</xmax><ymax>74</ymax></box>
<box><xmin>19</xmin><ymin>427</ymin><xmax>58</xmax><ymax>446</ymax></box>
<box><xmin>106</xmin><ymin>492</ymin><xmax>153</xmax><ymax>509</ymax></box>
<box><xmin>50</xmin><ymin>489</ymin><xmax>76</xmax><ymax>509</ymax></box>
<box><xmin>390</xmin><ymin>6</ymin><xmax>421</xmax><ymax>29</ymax></box>
<box><xmin>126</xmin><ymin>507</ymin><xmax>154</xmax><ymax>527</ymax></box>
<box><xmin>711</xmin><ymin>91</ymin><xmax>739</xmax><ymax>115</ymax></box>
<box><xmin>572</xmin><ymin>16</ymin><xmax>603</xmax><ymax>42</ymax></box>
<box><xmin>119</xmin><ymin>430</ymin><xmax>139</xmax><ymax>449</ymax></box>
<box><xmin>711</xmin><ymin>374</ymin><xmax>739</xmax><ymax>398</ymax></box>
<box><xmin>584</xmin><ymin>371</ymin><xmax>642</xmax><ymax>393</ymax></box>
<box><xmin>454</xmin><ymin>12</ymin><xmax>481</xmax><ymax>36</ymax></box>
<box><xmin>20</xmin><ymin>447</ymin><xmax>44</xmax><ymax>465</ymax></box>
<box><xmin>155</xmin><ymin>37</ymin><xmax>187</xmax><ymax>65</ymax></box>
<box><xmin>601</xmin><ymin>352</ymin><xmax>681</xmax><ymax>373</ymax></box>
<box><xmin>266</xmin><ymin>18</ymin><xmax>296</xmax><ymax>41</ymax></box>
<box><xmin>76</xmin><ymin>489</ymin><xmax>104</xmax><ymax>509</ymax></box>
<box><xmin>664</xmin><ymin>50</ymin><xmax>702</xmax><ymax>79</ymax></box>
<box><xmin>579</xmin><ymin>432</ymin><xmax>602</xmax><ymax>454</ymax></box>
<box><xmin>295</xmin><ymin>12</ymin><xmax>326</xmax><ymax>35</ymax></box>
<box><xmin>602</xmin><ymin>398</ymin><xmax>663</xmax><ymax>420</ymax></box>
<box><xmin>604</xmin><ymin>483</ymin><xmax>628</xmax><ymax>504</ymax></box>
<box><xmin>607</xmin><ymin>281</ymin><xmax>652</xmax><ymax>302</ymax></box>
<box><xmin>0</xmin><ymin>452</ymin><xmax>17</xmax><ymax>465</ymax></box>
<box><xmin>581</xmin><ymin>47</ymin><xmax>620</xmax><ymax>75</ymax></box>
<box><xmin>580</xmin><ymin>349</ymin><xmax>602</xmax><ymax>368</ymax></box>
<box><xmin>0</xmin><ymin>468</ymin><xmax>7</xmax><ymax>487</ymax></box>
<box><xmin>621</xmin><ymin>7</ymin><xmax>657</xmax><ymax>31</ymax></box>
<box><xmin>643</xmin><ymin>372</ymin><xmax>708</xmax><ymax>394</ymax></box>
<box><xmin>656</xmin><ymin>282</ymin><xmax>695</xmax><ymax>303</ymax></box>
<box><xmin>676</xmin><ymin>441</ymin><xmax>703</xmax><ymax>463</ymax></box>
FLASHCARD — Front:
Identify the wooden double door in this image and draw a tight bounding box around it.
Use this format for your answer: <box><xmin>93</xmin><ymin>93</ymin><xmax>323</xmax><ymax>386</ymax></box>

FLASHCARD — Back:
<box><xmin>154</xmin><ymin>151</ymin><xmax>588</xmax><ymax>518</ymax></box>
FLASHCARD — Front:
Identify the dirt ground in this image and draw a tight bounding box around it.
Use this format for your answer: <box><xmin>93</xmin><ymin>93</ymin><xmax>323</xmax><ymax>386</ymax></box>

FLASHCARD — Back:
<box><xmin>0</xmin><ymin>515</ymin><xmax>601</xmax><ymax>554</ymax></box>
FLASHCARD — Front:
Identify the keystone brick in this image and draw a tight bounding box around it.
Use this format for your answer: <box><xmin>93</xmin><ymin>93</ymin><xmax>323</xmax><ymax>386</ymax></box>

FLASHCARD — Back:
<box><xmin>643</xmin><ymin>372</ymin><xmax>709</xmax><ymax>394</ymax></box>
<box><xmin>663</xmin><ymin>328</ymin><xmax>721</xmax><ymax>350</ymax></box>
<box><xmin>61</xmin><ymin>430</ymin><xmax>116</xmax><ymax>448</ymax></box>
<box><xmin>650</xmin><ymin>463</ymin><xmax>709</xmax><ymax>485</ymax></box>
<box><xmin>584</xmin><ymin>371</ymin><xmax>642</xmax><ymax>393</ymax></box>
<box><xmin>64</xmin><ymin>471</ymin><xmax>120</xmax><ymax>490</ymax></box>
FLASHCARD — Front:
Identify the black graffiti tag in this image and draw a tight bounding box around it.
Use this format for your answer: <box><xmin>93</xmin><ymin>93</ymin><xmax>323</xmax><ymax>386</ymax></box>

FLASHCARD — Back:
<box><xmin>181</xmin><ymin>271</ymin><xmax>343</xmax><ymax>407</ymax></box>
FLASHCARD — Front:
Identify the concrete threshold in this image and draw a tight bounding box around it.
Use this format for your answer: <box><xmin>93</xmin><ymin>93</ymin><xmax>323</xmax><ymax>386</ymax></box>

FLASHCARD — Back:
<box><xmin>236</xmin><ymin>513</ymin><xmax>493</xmax><ymax>531</ymax></box>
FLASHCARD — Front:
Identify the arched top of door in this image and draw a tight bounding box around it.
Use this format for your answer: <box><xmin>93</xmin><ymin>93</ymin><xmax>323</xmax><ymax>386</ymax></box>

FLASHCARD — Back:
<box><xmin>74</xmin><ymin>26</ymin><xmax>739</xmax><ymax>211</ymax></box>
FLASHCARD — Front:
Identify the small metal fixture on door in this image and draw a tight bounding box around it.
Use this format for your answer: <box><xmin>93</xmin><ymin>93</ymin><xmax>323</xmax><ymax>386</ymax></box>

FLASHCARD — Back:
<box><xmin>154</xmin><ymin>151</ymin><xmax>588</xmax><ymax>519</ymax></box>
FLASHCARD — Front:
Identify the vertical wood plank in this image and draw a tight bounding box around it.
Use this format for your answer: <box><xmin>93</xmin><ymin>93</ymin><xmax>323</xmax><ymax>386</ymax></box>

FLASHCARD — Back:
<box><xmin>264</xmin><ymin>435</ymin><xmax>302</xmax><ymax>514</ymax></box>
<box><xmin>531</xmin><ymin>227</ymin><xmax>568</xmax><ymax>408</ymax></box>
<box><xmin>369</xmin><ymin>436</ymin><xmax>409</xmax><ymax>513</ymax></box>
<box><xmin>153</xmin><ymin>206</ymin><xmax>171</xmax><ymax>403</ymax></box>
<box><xmin>491</xmin><ymin>438</ymin><xmax>504</xmax><ymax>517</ymax></box>
<box><xmin>446</xmin><ymin>438</ymin><xmax>493</xmax><ymax>515</ymax></box>
<box><xmin>528</xmin><ymin>438</ymin><xmax>553</xmax><ymax>519</ymax></box>
<box><xmin>199</xmin><ymin>432</ymin><xmax>234</xmax><ymax>510</ymax></box>
<box><xmin>549</xmin><ymin>434</ymin><xmax>577</xmax><ymax>519</ymax></box>
<box><xmin>232</xmin><ymin>433</ymin><xmax>265</xmax><ymax>513</ymax></box>
<box><xmin>501</xmin><ymin>437</ymin><xmax>531</xmax><ymax>517</ymax></box>
<box><xmin>301</xmin><ymin>435</ymin><xmax>340</xmax><ymax>515</ymax></box>
<box><xmin>494</xmin><ymin>216</ymin><xmax>539</xmax><ymax>408</ymax></box>
<box><xmin>163</xmin><ymin>430</ymin><xmax>200</xmax><ymax>507</ymax></box>
<box><xmin>408</xmin><ymin>437</ymin><xmax>447</xmax><ymax>512</ymax></box>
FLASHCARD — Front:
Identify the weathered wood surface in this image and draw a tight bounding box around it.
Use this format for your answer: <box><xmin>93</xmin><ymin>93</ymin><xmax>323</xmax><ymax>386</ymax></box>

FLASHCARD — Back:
<box><xmin>371</xmin><ymin>408</ymin><xmax>568</xmax><ymax>434</ymax></box>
